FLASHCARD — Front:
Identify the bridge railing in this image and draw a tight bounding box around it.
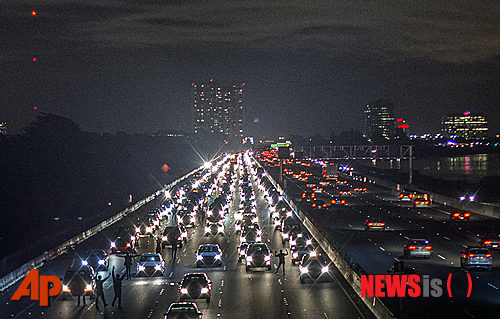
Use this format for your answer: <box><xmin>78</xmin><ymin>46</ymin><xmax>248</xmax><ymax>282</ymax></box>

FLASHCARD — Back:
<box><xmin>296</xmin><ymin>145</ymin><xmax>413</xmax><ymax>159</ymax></box>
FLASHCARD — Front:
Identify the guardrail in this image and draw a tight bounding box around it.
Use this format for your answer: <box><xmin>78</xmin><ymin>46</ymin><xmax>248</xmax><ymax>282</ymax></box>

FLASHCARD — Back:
<box><xmin>259</xmin><ymin>165</ymin><xmax>395</xmax><ymax>319</ymax></box>
<box><xmin>0</xmin><ymin>165</ymin><xmax>201</xmax><ymax>291</ymax></box>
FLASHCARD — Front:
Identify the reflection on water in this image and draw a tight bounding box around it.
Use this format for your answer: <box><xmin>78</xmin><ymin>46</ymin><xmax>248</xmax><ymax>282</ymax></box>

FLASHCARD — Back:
<box><xmin>365</xmin><ymin>153</ymin><xmax>500</xmax><ymax>182</ymax></box>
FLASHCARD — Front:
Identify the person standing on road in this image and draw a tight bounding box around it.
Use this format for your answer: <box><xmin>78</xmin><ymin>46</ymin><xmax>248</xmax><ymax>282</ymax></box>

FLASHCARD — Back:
<box><xmin>120</xmin><ymin>251</ymin><xmax>138</xmax><ymax>279</ymax></box>
<box><xmin>94</xmin><ymin>274</ymin><xmax>110</xmax><ymax>310</ymax></box>
<box><xmin>156</xmin><ymin>236</ymin><xmax>162</xmax><ymax>254</ymax></box>
<box><xmin>171</xmin><ymin>236</ymin><xmax>178</xmax><ymax>260</ymax></box>
<box><xmin>275</xmin><ymin>249</ymin><xmax>288</xmax><ymax>275</ymax></box>
<box><xmin>111</xmin><ymin>266</ymin><xmax>124</xmax><ymax>308</ymax></box>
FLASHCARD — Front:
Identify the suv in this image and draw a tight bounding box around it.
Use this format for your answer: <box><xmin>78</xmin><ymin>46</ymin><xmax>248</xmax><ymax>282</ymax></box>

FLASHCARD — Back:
<box><xmin>365</xmin><ymin>218</ymin><xmax>386</xmax><ymax>231</ymax></box>
<box><xmin>450</xmin><ymin>211</ymin><xmax>471</xmax><ymax>221</ymax></box>
<box><xmin>179</xmin><ymin>273</ymin><xmax>212</xmax><ymax>303</ymax></box>
<box><xmin>460</xmin><ymin>248</ymin><xmax>492</xmax><ymax>271</ymax></box>
<box><xmin>137</xmin><ymin>253</ymin><xmax>165</xmax><ymax>276</ymax></box>
<box><xmin>162</xmin><ymin>226</ymin><xmax>183</xmax><ymax>248</ymax></box>
<box><xmin>245</xmin><ymin>243</ymin><xmax>272</xmax><ymax>271</ymax></box>
<box><xmin>61</xmin><ymin>265</ymin><xmax>95</xmax><ymax>299</ymax></box>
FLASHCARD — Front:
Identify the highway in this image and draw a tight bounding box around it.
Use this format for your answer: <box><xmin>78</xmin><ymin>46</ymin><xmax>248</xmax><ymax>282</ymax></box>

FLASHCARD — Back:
<box><xmin>278</xmin><ymin>160</ymin><xmax>500</xmax><ymax>319</ymax></box>
<box><xmin>1</xmin><ymin>154</ymin><xmax>374</xmax><ymax>319</ymax></box>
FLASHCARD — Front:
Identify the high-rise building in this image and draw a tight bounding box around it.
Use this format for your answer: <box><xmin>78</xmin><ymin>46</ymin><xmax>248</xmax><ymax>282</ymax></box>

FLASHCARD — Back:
<box><xmin>442</xmin><ymin>111</ymin><xmax>488</xmax><ymax>141</ymax></box>
<box><xmin>364</xmin><ymin>99</ymin><xmax>395</xmax><ymax>141</ymax></box>
<box><xmin>0</xmin><ymin>121</ymin><xmax>7</xmax><ymax>135</ymax></box>
<box><xmin>192</xmin><ymin>80</ymin><xmax>244</xmax><ymax>145</ymax></box>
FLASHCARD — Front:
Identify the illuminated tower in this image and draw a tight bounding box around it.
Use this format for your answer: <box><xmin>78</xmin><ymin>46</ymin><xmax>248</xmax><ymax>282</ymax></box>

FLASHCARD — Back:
<box><xmin>192</xmin><ymin>80</ymin><xmax>244</xmax><ymax>145</ymax></box>
<box><xmin>364</xmin><ymin>99</ymin><xmax>395</xmax><ymax>142</ymax></box>
<box><xmin>442</xmin><ymin>111</ymin><xmax>488</xmax><ymax>141</ymax></box>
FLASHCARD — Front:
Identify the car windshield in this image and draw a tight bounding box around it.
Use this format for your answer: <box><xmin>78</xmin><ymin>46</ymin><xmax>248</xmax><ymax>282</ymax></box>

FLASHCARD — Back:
<box><xmin>140</xmin><ymin>255</ymin><xmax>160</xmax><ymax>262</ymax></box>
<box><xmin>184</xmin><ymin>274</ymin><xmax>206</xmax><ymax>281</ymax></box>
<box><xmin>470</xmin><ymin>249</ymin><xmax>489</xmax><ymax>255</ymax></box>
<box><xmin>199</xmin><ymin>246</ymin><xmax>219</xmax><ymax>253</ymax></box>
<box><xmin>411</xmin><ymin>240</ymin><xmax>428</xmax><ymax>246</ymax></box>
<box><xmin>248</xmin><ymin>245</ymin><xmax>269</xmax><ymax>254</ymax></box>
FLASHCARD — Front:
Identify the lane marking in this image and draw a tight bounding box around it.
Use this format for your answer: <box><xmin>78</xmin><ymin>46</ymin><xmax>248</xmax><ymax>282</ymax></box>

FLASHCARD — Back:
<box><xmin>379</xmin><ymin>247</ymin><xmax>386</xmax><ymax>252</ymax></box>
<box><xmin>488</xmin><ymin>283</ymin><xmax>499</xmax><ymax>290</ymax></box>
<box><xmin>444</xmin><ymin>237</ymin><xmax>450</xmax><ymax>241</ymax></box>
<box><xmin>438</xmin><ymin>255</ymin><xmax>446</xmax><ymax>260</ymax></box>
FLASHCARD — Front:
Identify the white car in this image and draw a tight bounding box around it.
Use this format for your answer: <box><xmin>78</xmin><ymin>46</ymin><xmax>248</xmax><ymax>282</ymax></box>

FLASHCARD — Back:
<box><xmin>137</xmin><ymin>253</ymin><xmax>165</xmax><ymax>276</ymax></box>
<box><xmin>196</xmin><ymin>244</ymin><xmax>223</xmax><ymax>268</ymax></box>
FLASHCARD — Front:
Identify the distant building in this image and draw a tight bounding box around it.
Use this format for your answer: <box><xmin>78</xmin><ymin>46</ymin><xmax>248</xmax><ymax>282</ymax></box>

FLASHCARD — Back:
<box><xmin>0</xmin><ymin>121</ymin><xmax>7</xmax><ymax>135</ymax></box>
<box><xmin>364</xmin><ymin>99</ymin><xmax>395</xmax><ymax>141</ymax></box>
<box><xmin>192</xmin><ymin>80</ymin><xmax>244</xmax><ymax>145</ymax></box>
<box><xmin>442</xmin><ymin>111</ymin><xmax>488</xmax><ymax>141</ymax></box>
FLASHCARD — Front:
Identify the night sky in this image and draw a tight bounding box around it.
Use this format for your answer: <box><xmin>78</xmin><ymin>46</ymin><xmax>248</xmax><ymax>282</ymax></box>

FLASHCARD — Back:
<box><xmin>1</xmin><ymin>1</ymin><xmax>499</xmax><ymax>138</ymax></box>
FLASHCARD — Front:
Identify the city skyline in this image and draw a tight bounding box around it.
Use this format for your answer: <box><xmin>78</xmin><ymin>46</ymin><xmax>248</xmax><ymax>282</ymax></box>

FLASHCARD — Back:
<box><xmin>1</xmin><ymin>1</ymin><xmax>499</xmax><ymax>137</ymax></box>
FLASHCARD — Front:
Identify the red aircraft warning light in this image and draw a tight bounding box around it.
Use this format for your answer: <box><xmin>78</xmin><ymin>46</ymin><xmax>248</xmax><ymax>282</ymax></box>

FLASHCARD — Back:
<box><xmin>32</xmin><ymin>11</ymin><xmax>36</xmax><ymax>16</ymax></box>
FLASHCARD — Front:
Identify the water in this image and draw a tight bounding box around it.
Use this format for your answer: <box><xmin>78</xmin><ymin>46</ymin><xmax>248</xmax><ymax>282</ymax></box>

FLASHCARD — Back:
<box><xmin>357</xmin><ymin>153</ymin><xmax>500</xmax><ymax>182</ymax></box>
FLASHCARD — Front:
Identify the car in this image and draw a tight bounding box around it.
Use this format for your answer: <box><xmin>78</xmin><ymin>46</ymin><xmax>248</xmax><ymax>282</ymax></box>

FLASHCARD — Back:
<box><xmin>310</xmin><ymin>199</ymin><xmax>328</xmax><ymax>210</ymax></box>
<box><xmin>365</xmin><ymin>218</ymin><xmax>386</xmax><ymax>231</ymax></box>
<box><xmin>196</xmin><ymin>244</ymin><xmax>223</xmax><ymax>267</ymax></box>
<box><xmin>81</xmin><ymin>249</ymin><xmax>109</xmax><ymax>271</ymax></box>
<box><xmin>398</xmin><ymin>192</ymin><xmax>414</xmax><ymax>201</ymax></box>
<box><xmin>61</xmin><ymin>265</ymin><xmax>95</xmax><ymax>299</ymax></box>
<box><xmin>136</xmin><ymin>253</ymin><xmax>165</xmax><ymax>276</ymax></box>
<box><xmin>353</xmin><ymin>187</ymin><xmax>367</xmax><ymax>193</ymax></box>
<box><xmin>240</xmin><ymin>227</ymin><xmax>261</xmax><ymax>244</ymax></box>
<box><xmin>404</xmin><ymin>239</ymin><xmax>432</xmax><ymax>258</ymax></box>
<box><xmin>110</xmin><ymin>236</ymin><xmax>134</xmax><ymax>254</ymax></box>
<box><xmin>135</xmin><ymin>220</ymin><xmax>155</xmax><ymax>238</ymax></box>
<box><xmin>245</xmin><ymin>243</ymin><xmax>272</xmax><ymax>271</ymax></box>
<box><xmin>460</xmin><ymin>247</ymin><xmax>492</xmax><ymax>271</ymax></box>
<box><xmin>164</xmin><ymin>302</ymin><xmax>203</xmax><ymax>319</ymax></box>
<box><xmin>205</xmin><ymin>222</ymin><xmax>224</xmax><ymax>236</ymax></box>
<box><xmin>238</xmin><ymin>242</ymin><xmax>249</xmax><ymax>262</ymax></box>
<box><xmin>179</xmin><ymin>212</ymin><xmax>196</xmax><ymax>228</ymax></box>
<box><xmin>179</xmin><ymin>273</ymin><xmax>212</xmax><ymax>303</ymax></box>
<box><xmin>162</xmin><ymin>226</ymin><xmax>183</xmax><ymax>248</ymax></box>
<box><xmin>412</xmin><ymin>193</ymin><xmax>431</xmax><ymax>207</ymax></box>
<box><xmin>299</xmin><ymin>251</ymin><xmax>332</xmax><ymax>283</ymax></box>
<box><xmin>480</xmin><ymin>234</ymin><xmax>500</xmax><ymax>249</ymax></box>
<box><xmin>290</xmin><ymin>237</ymin><xmax>314</xmax><ymax>265</ymax></box>
<box><xmin>450</xmin><ymin>211</ymin><xmax>471</xmax><ymax>221</ymax></box>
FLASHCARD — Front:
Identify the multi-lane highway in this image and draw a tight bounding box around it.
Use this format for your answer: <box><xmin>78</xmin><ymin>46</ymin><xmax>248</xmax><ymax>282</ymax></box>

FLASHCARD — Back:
<box><xmin>277</xmin><ymin>159</ymin><xmax>500</xmax><ymax>319</ymax></box>
<box><xmin>1</xmin><ymin>153</ymin><xmax>375</xmax><ymax>319</ymax></box>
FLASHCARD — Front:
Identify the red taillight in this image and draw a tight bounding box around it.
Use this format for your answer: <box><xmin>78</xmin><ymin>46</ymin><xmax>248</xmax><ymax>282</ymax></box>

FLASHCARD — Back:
<box><xmin>424</xmin><ymin>201</ymin><xmax>430</xmax><ymax>204</ymax></box>
<box><xmin>486</xmin><ymin>254</ymin><xmax>492</xmax><ymax>257</ymax></box>
<box><xmin>367</xmin><ymin>222</ymin><xmax>373</xmax><ymax>226</ymax></box>
<box><xmin>341</xmin><ymin>199</ymin><xmax>346</xmax><ymax>204</ymax></box>
<box><xmin>409</xmin><ymin>194</ymin><xmax>413</xmax><ymax>198</ymax></box>
<box><xmin>126</xmin><ymin>243</ymin><xmax>131</xmax><ymax>247</ymax></box>
<box><xmin>311</xmin><ymin>193</ymin><xmax>315</xmax><ymax>198</ymax></box>
<box><xmin>363</xmin><ymin>188</ymin><xmax>367</xmax><ymax>191</ymax></box>
<box><xmin>453</xmin><ymin>213</ymin><xmax>460</xmax><ymax>217</ymax></box>
<box><xmin>312</xmin><ymin>203</ymin><xmax>317</xmax><ymax>208</ymax></box>
<box><xmin>399</xmin><ymin>194</ymin><xmax>404</xmax><ymax>198</ymax></box>
<box><xmin>302</xmin><ymin>193</ymin><xmax>306</xmax><ymax>198</ymax></box>
<box><xmin>468</xmin><ymin>254</ymin><xmax>475</xmax><ymax>258</ymax></box>
<box><xmin>380</xmin><ymin>223</ymin><xmax>386</xmax><ymax>226</ymax></box>
<box><xmin>415</xmin><ymin>201</ymin><xmax>420</xmax><ymax>204</ymax></box>
<box><xmin>339</xmin><ymin>191</ymin><xmax>342</xmax><ymax>195</ymax></box>
<box><xmin>408</xmin><ymin>246</ymin><xmax>416</xmax><ymax>250</ymax></box>
<box><xmin>484</xmin><ymin>241</ymin><xmax>492</xmax><ymax>245</ymax></box>
<box><xmin>322</xmin><ymin>203</ymin><xmax>327</xmax><ymax>208</ymax></box>
<box><xmin>347</xmin><ymin>191</ymin><xmax>351</xmax><ymax>194</ymax></box>
<box><xmin>464</xmin><ymin>213</ymin><xmax>470</xmax><ymax>217</ymax></box>
<box><xmin>425</xmin><ymin>246</ymin><xmax>432</xmax><ymax>250</ymax></box>
<box><xmin>331</xmin><ymin>200</ymin><xmax>336</xmax><ymax>204</ymax></box>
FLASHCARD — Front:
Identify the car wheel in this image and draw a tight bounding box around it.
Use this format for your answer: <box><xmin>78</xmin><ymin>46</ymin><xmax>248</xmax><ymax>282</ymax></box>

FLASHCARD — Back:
<box><xmin>488</xmin><ymin>266</ymin><xmax>492</xmax><ymax>272</ymax></box>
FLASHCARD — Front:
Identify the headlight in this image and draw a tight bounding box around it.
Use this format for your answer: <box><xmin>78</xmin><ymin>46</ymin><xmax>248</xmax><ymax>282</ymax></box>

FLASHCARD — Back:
<box><xmin>126</xmin><ymin>243</ymin><xmax>131</xmax><ymax>248</ymax></box>
<box><xmin>135</xmin><ymin>227</ymin><xmax>140</xmax><ymax>233</ymax></box>
<box><xmin>293</xmin><ymin>252</ymin><xmax>298</xmax><ymax>258</ymax></box>
<box><xmin>197</xmin><ymin>255</ymin><xmax>203</xmax><ymax>260</ymax></box>
<box><xmin>85</xmin><ymin>284</ymin><xmax>92</xmax><ymax>292</ymax></box>
<box><xmin>239</xmin><ymin>250</ymin><xmax>245</xmax><ymax>255</ymax></box>
<box><xmin>321</xmin><ymin>266</ymin><xmax>329</xmax><ymax>273</ymax></box>
<box><xmin>235</xmin><ymin>224</ymin><xmax>241</xmax><ymax>230</ymax></box>
<box><xmin>205</xmin><ymin>227</ymin><xmax>211</xmax><ymax>233</ymax></box>
<box><xmin>81</xmin><ymin>260</ymin><xmax>88</xmax><ymax>266</ymax></box>
<box><xmin>138</xmin><ymin>265</ymin><xmax>146</xmax><ymax>271</ymax></box>
<box><xmin>146</xmin><ymin>227</ymin><xmax>153</xmax><ymax>233</ymax></box>
<box><xmin>290</xmin><ymin>240</ymin><xmax>296</xmax><ymax>246</ymax></box>
<box><xmin>162</xmin><ymin>236</ymin><xmax>167</xmax><ymax>241</ymax></box>
<box><xmin>264</xmin><ymin>255</ymin><xmax>271</xmax><ymax>261</ymax></box>
<box><xmin>131</xmin><ymin>236</ymin><xmax>135</xmax><ymax>241</ymax></box>
<box><xmin>190</xmin><ymin>217</ymin><xmax>196</xmax><ymax>223</ymax></box>
<box><xmin>286</xmin><ymin>211</ymin><xmax>292</xmax><ymax>217</ymax></box>
<box><xmin>98</xmin><ymin>259</ymin><xmax>105</xmax><ymax>265</ymax></box>
<box><xmin>200</xmin><ymin>287</ymin><xmax>209</xmax><ymax>294</ymax></box>
<box><xmin>154</xmin><ymin>265</ymin><xmax>162</xmax><ymax>271</ymax></box>
<box><xmin>63</xmin><ymin>284</ymin><xmax>70</xmax><ymax>292</ymax></box>
<box><xmin>257</xmin><ymin>229</ymin><xmax>262</xmax><ymax>236</ymax></box>
<box><xmin>256</xmin><ymin>236</ymin><xmax>262</xmax><ymax>242</ymax></box>
<box><xmin>274</xmin><ymin>219</ymin><xmax>280</xmax><ymax>226</ymax></box>
<box><xmin>306</xmin><ymin>239</ymin><xmax>312</xmax><ymax>245</ymax></box>
<box><xmin>300</xmin><ymin>266</ymin><xmax>309</xmax><ymax>274</ymax></box>
<box><xmin>214</xmin><ymin>254</ymin><xmax>221</xmax><ymax>260</ymax></box>
<box><xmin>218</xmin><ymin>226</ymin><xmax>224</xmax><ymax>233</ymax></box>
<box><xmin>246</xmin><ymin>256</ymin><xmax>253</xmax><ymax>262</ymax></box>
<box><xmin>240</xmin><ymin>237</ymin><xmax>246</xmax><ymax>242</ymax></box>
<box><xmin>282</xmin><ymin>233</ymin><xmax>289</xmax><ymax>239</ymax></box>
<box><xmin>110</xmin><ymin>242</ymin><xmax>116</xmax><ymax>248</ymax></box>
<box><xmin>310</xmin><ymin>251</ymin><xmax>317</xmax><ymax>257</ymax></box>
<box><xmin>180</xmin><ymin>288</ymin><xmax>188</xmax><ymax>294</ymax></box>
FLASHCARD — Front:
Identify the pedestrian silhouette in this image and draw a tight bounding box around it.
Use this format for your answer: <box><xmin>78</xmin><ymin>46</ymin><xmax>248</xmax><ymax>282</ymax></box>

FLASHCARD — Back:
<box><xmin>171</xmin><ymin>236</ymin><xmax>178</xmax><ymax>260</ymax></box>
<box><xmin>111</xmin><ymin>266</ymin><xmax>124</xmax><ymax>308</ymax></box>
<box><xmin>94</xmin><ymin>274</ymin><xmax>110</xmax><ymax>310</ymax></box>
<box><xmin>156</xmin><ymin>237</ymin><xmax>162</xmax><ymax>254</ymax></box>
<box><xmin>275</xmin><ymin>249</ymin><xmax>288</xmax><ymax>275</ymax></box>
<box><xmin>74</xmin><ymin>273</ymin><xmax>87</xmax><ymax>306</ymax></box>
<box><xmin>118</xmin><ymin>251</ymin><xmax>138</xmax><ymax>279</ymax></box>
